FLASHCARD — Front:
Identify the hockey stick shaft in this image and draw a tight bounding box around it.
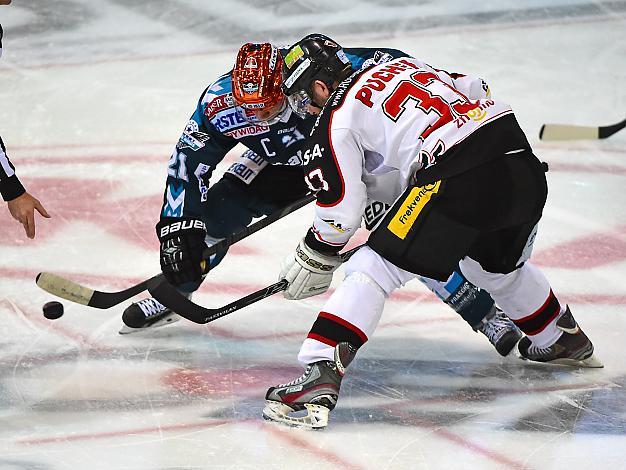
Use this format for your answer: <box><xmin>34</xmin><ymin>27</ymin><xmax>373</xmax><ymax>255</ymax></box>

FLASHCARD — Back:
<box><xmin>36</xmin><ymin>193</ymin><xmax>315</xmax><ymax>308</ymax></box>
<box><xmin>147</xmin><ymin>277</ymin><xmax>289</xmax><ymax>324</ymax></box>
<box><xmin>539</xmin><ymin>117</ymin><xmax>626</xmax><ymax>141</ymax></box>
<box><xmin>201</xmin><ymin>193</ymin><xmax>315</xmax><ymax>260</ymax></box>
<box><xmin>148</xmin><ymin>244</ymin><xmax>364</xmax><ymax>325</ymax></box>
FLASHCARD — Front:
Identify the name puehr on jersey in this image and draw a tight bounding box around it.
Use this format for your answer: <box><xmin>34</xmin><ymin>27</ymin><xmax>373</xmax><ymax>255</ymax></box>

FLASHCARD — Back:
<box><xmin>355</xmin><ymin>59</ymin><xmax>418</xmax><ymax>108</ymax></box>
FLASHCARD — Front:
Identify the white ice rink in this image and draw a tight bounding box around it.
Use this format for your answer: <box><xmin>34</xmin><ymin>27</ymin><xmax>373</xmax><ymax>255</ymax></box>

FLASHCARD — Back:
<box><xmin>1</xmin><ymin>1</ymin><xmax>625</xmax><ymax>469</ymax></box>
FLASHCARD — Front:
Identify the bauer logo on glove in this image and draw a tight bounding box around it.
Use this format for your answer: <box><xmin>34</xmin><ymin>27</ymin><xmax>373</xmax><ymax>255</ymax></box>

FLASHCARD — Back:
<box><xmin>158</xmin><ymin>219</ymin><xmax>206</xmax><ymax>238</ymax></box>
<box><xmin>156</xmin><ymin>217</ymin><xmax>208</xmax><ymax>286</ymax></box>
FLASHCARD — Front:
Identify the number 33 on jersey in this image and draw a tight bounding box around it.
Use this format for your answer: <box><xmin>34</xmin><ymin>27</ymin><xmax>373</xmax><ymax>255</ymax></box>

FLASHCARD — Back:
<box><xmin>302</xmin><ymin>56</ymin><xmax>513</xmax><ymax>250</ymax></box>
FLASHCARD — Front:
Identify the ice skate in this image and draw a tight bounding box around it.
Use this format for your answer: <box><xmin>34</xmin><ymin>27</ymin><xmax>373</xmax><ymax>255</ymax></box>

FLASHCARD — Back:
<box><xmin>262</xmin><ymin>342</ymin><xmax>357</xmax><ymax>430</ymax></box>
<box><xmin>119</xmin><ymin>297</ymin><xmax>182</xmax><ymax>334</ymax></box>
<box><xmin>518</xmin><ymin>306</ymin><xmax>603</xmax><ymax>368</ymax></box>
<box><xmin>475</xmin><ymin>306</ymin><xmax>523</xmax><ymax>356</ymax></box>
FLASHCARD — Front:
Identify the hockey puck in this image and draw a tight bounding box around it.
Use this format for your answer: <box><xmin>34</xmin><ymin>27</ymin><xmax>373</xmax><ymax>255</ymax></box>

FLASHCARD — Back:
<box><xmin>43</xmin><ymin>301</ymin><xmax>64</xmax><ymax>320</ymax></box>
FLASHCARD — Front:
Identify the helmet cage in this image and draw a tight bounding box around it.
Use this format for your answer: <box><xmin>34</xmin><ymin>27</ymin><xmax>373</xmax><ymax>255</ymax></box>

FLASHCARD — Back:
<box><xmin>287</xmin><ymin>89</ymin><xmax>312</xmax><ymax>119</ymax></box>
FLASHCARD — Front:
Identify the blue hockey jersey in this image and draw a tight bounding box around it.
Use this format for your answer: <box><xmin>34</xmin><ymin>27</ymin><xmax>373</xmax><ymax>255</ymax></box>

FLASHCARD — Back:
<box><xmin>160</xmin><ymin>46</ymin><xmax>410</xmax><ymax>220</ymax></box>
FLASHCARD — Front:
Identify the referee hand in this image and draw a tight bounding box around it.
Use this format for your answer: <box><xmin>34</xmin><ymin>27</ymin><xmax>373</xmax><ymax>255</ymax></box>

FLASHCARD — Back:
<box><xmin>7</xmin><ymin>192</ymin><xmax>50</xmax><ymax>239</ymax></box>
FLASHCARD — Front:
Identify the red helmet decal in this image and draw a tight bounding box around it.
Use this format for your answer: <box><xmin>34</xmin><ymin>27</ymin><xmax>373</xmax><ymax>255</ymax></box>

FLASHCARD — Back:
<box><xmin>232</xmin><ymin>43</ymin><xmax>284</xmax><ymax>110</ymax></box>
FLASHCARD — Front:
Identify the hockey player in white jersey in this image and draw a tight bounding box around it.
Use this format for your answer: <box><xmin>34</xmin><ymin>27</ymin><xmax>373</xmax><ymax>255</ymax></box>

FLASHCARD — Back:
<box><xmin>121</xmin><ymin>40</ymin><xmax>523</xmax><ymax>358</ymax></box>
<box><xmin>263</xmin><ymin>34</ymin><xmax>602</xmax><ymax>430</ymax></box>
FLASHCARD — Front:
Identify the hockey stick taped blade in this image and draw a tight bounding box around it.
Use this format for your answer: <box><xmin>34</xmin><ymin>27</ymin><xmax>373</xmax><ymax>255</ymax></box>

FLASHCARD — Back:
<box><xmin>36</xmin><ymin>272</ymin><xmax>94</xmax><ymax>306</ymax></box>
<box><xmin>539</xmin><ymin>124</ymin><xmax>598</xmax><ymax>141</ymax></box>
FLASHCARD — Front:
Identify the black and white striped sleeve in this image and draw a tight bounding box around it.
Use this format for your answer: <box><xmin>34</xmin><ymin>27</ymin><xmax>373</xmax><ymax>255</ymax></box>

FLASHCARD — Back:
<box><xmin>0</xmin><ymin>135</ymin><xmax>26</xmax><ymax>201</ymax></box>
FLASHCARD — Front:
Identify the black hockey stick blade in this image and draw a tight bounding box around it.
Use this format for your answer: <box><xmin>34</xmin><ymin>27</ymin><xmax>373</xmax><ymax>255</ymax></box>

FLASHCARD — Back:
<box><xmin>35</xmin><ymin>193</ymin><xmax>315</xmax><ymax>309</ymax></box>
<box><xmin>539</xmin><ymin>117</ymin><xmax>626</xmax><ymax>141</ymax></box>
<box><xmin>148</xmin><ymin>277</ymin><xmax>289</xmax><ymax>324</ymax></box>
<box><xmin>598</xmin><ymin>118</ymin><xmax>626</xmax><ymax>139</ymax></box>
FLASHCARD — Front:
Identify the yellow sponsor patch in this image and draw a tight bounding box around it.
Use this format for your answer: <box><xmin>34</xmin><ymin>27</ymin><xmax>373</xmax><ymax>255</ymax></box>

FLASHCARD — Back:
<box><xmin>387</xmin><ymin>181</ymin><xmax>441</xmax><ymax>239</ymax></box>
<box><xmin>284</xmin><ymin>45</ymin><xmax>304</xmax><ymax>68</ymax></box>
<box><xmin>466</xmin><ymin>106</ymin><xmax>487</xmax><ymax>122</ymax></box>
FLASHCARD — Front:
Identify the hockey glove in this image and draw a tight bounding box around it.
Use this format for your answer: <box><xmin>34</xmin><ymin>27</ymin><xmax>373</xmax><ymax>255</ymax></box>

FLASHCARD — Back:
<box><xmin>156</xmin><ymin>217</ymin><xmax>207</xmax><ymax>286</ymax></box>
<box><xmin>280</xmin><ymin>239</ymin><xmax>342</xmax><ymax>300</ymax></box>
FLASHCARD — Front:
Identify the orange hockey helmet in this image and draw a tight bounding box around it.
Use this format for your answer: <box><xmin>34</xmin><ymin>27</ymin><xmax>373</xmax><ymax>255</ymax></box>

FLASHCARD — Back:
<box><xmin>232</xmin><ymin>43</ymin><xmax>288</xmax><ymax>125</ymax></box>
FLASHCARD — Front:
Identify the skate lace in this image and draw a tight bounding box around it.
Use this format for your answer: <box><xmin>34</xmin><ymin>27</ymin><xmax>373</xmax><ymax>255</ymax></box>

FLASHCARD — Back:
<box><xmin>527</xmin><ymin>343</ymin><xmax>553</xmax><ymax>356</ymax></box>
<box><xmin>137</xmin><ymin>298</ymin><xmax>167</xmax><ymax>318</ymax></box>
<box><xmin>278</xmin><ymin>365</ymin><xmax>312</xmax><ymax>388</ymax></box>
<box><xmin>480</xmin><ymin>311</ymin><xmax>513</xmax><ymax>343</ymax></box>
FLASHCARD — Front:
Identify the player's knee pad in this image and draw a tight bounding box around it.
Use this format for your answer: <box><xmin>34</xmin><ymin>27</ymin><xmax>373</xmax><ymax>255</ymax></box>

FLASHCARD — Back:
<box><xmin>342</xmin><ymin>271</ymin><xmax>386</xmax><ymax>299</ymax></box>
<box><xmin>459</xmin><ymin>256</ymin><xmax>521</xmax><ymax>295</ymax></box>
<box><xmin>344</xmin><ymin>246</ymin><xmax>415</xmax><ymax>296</ymax></box>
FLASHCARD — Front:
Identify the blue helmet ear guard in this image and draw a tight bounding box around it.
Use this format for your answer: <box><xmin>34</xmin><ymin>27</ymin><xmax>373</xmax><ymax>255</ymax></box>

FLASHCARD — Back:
<box><xmin>281</xmin><ymin>33</ymin><xmax>352</xmax><ymax>98</ymax></box>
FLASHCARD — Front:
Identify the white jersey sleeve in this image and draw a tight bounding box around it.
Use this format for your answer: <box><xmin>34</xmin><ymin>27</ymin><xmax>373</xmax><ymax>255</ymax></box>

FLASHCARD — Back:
<box><xmin>305</xmin><ymin>127</ymin><xmax>366</xmax><ymax>250</ymax></box>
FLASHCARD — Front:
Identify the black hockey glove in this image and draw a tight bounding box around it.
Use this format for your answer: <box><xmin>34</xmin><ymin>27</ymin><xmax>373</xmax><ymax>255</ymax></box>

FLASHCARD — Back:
<box><xmin>156</xmin><ymin>217</ymin><xmax>207</xmax><ymax>286</ymax></box>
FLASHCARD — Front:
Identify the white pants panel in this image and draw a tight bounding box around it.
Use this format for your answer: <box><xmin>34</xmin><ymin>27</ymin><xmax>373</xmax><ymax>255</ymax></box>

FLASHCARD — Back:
<box><xmin>298</xmin><ymin>246</ymin><xmax>413</xmax><ymax>365</ymax></box>
<box><xmin>458</xmin><ymin>257</ymin><xmax>562</xmax><ymax>347</ymax></box>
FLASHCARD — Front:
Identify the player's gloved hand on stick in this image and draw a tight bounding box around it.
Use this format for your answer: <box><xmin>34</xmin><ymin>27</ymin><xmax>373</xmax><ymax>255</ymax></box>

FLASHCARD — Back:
<box><xmin>280</xmin><ymin>239</ymin><xmax>342</xmax><ymax>300</ymax></box>
<box><xmin>156</xmin><ymin>217</ymin><xmax>207</xmax><ymax>286</ymax></box>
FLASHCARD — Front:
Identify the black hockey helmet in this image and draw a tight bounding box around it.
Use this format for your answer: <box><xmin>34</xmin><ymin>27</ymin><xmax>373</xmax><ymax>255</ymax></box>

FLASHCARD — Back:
<box><xmin>281</xmin><ymin>34</ymin><xmax>352</xmax><ymax>114</ymax></box>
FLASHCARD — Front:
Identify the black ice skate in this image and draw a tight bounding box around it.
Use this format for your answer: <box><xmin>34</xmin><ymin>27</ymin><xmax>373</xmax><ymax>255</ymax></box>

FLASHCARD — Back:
<box><xmin>119</xmin><ymin>297</ymin><xmax>183</xmax><ymax>334</ymax></box>
<box><xmin>475</xmin><ymin>306</ymin><xmax>523</xmax><ymax>356</ymax></box>
<box><xmin>518</xmin><ymin>306</ymin><xmax>603</xmax><ymax>367</ymax></box>
<box><xmin>262</xmin><ymin>342</ymin><xmax>357</xmax><ymax>430</ymax></box>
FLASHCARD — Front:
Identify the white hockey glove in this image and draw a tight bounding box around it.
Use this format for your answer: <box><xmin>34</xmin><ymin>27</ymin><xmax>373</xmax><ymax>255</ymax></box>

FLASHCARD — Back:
<box><xmin>279</xmin><ymin>239</ymin><xmax>342</xmax><ymax>300</ymax></box>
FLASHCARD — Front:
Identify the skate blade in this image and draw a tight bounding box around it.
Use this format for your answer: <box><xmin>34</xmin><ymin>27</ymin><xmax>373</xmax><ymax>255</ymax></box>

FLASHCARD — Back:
<box><xmin>262</xmin><ymin>401</ymin><xmax>329</xmax><ymax>430</ymax></box>
<box><xmin>549</xmin><ymin>353</ymin><xmax>604</xmax><ymax>368</ymax></box>
<box><xmin>118</xmin><ymin>314</ymin><xmax>181</xmax><ymax>335</ymax></box>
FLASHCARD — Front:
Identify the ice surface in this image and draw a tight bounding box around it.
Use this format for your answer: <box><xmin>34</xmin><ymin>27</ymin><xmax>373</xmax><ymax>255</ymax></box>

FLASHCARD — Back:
<box><xmin>1</xmin><ymin>1</ymin><xmax>625</xmax><ymax>469</ymax></box>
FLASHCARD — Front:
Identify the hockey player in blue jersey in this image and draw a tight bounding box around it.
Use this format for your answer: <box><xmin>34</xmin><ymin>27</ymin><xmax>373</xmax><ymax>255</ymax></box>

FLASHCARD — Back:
<box><xmin>120</xmin><ymin>41</ymin><xmax>522</xmax><ymax>357</ymax></box>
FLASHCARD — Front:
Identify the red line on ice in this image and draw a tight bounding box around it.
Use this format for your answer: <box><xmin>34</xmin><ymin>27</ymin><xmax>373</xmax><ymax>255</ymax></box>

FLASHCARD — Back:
<box><xmin>17</xmin><ymin>419</ymin><xmax>230</xmax><ymax>445</ymax></box>
<box><xmin>260</xmin><ymin>421</ymin><xmax>366</xmax><ymax>470</ymax></box>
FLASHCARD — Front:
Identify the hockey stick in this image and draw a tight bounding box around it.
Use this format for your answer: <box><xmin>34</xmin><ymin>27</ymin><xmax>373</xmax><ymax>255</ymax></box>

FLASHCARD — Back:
<box><xmin>539</xmin><ymin>117</ymin><xmax>626</xmax><ymax>141</ymax></box>
<box><xmin>35</xmin><ymin>193</ymin><xmax>316</xmax><ymax>308</ymax></box>
<box><xmin>146</xmin><ymin>244</ymin><xmax>364</xmax><ymax>325</ymax></box>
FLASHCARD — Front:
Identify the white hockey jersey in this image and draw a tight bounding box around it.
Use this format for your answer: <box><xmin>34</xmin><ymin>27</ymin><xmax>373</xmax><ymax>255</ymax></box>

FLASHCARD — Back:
<box><xmin>301</xmin><ymin>57</ymin><xmax>516</xmax><ymax>253</ymax></box>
